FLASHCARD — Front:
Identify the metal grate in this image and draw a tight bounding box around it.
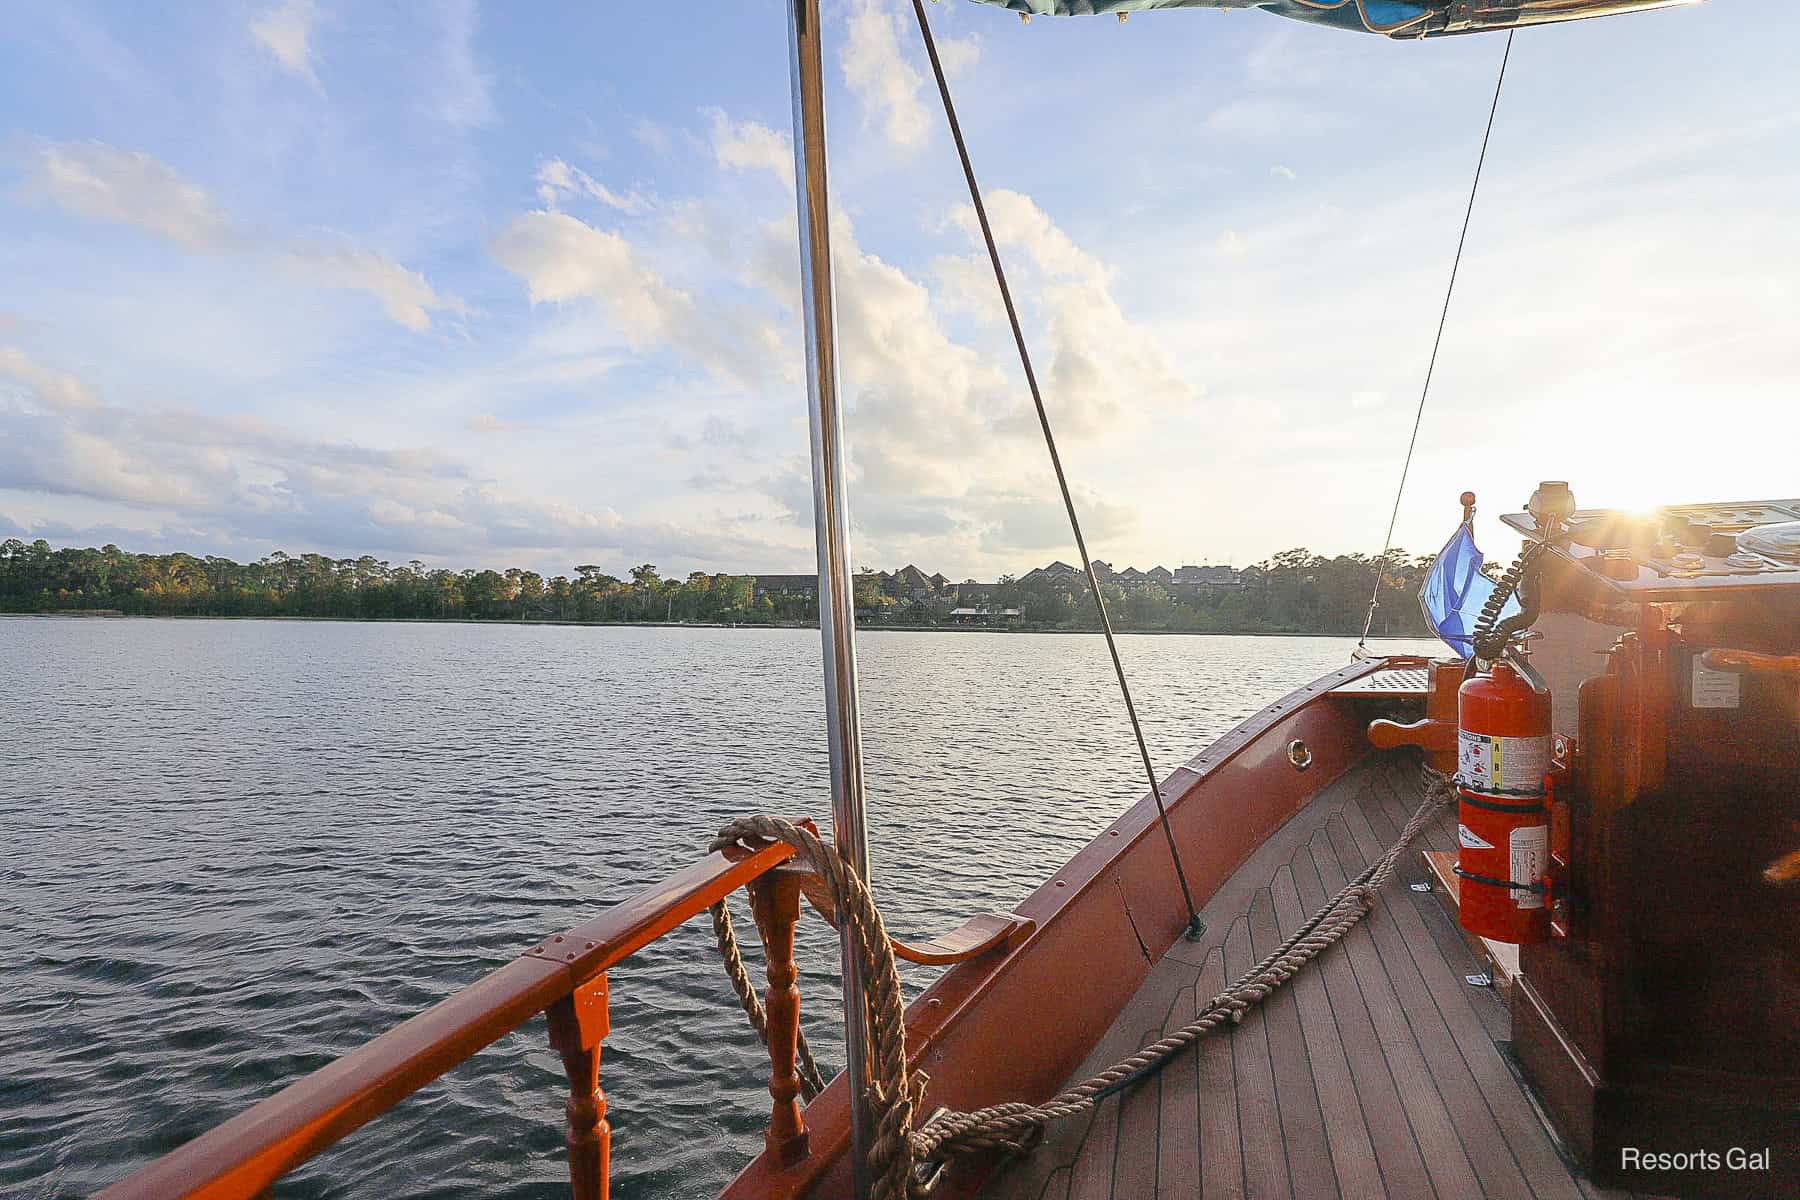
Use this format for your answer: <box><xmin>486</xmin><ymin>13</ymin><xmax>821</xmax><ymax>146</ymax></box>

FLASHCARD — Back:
<box><xmin>1331</xmin><ymin>666</ymin><xmax>1432</xmax><ymax>697</ymax></box>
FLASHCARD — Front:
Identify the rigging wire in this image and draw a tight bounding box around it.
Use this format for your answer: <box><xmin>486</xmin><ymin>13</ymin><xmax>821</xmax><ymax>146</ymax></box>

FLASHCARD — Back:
<box><xmin>1357</xmin><ymin>30</ymin><xmax>1516</xmax><ymax>650</ymax></box>
<box><xmin>909</xmin><ymin>0</ymin><xmax>1203</xmax><ymax>938</ymax></box>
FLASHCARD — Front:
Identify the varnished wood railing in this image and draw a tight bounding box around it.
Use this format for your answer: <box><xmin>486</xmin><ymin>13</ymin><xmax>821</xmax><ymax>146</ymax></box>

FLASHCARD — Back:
<box><xmin>96</xmin><ymin>835</ymin><xmax>805</xmax><ymax>1200</ymax></box>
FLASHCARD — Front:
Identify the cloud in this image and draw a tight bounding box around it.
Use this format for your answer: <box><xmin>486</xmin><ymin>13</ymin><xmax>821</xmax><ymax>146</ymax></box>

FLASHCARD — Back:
<box><xmin>250</xmin><ymin>0</ymin><xmax>321</xmax><ymax>86</ymax></box>
<box><xmin>280</xmin><ymin>241</ymin><xmax>455</xmax><ymax>332</ymax></box>
<box><xmin>1272</xmin><ymin>164</ymin><xmax>1297</xmax><ymax>180</ymax></box>
<box><xmin>947</xmin><ymin>190</ymin><xmax>1195</xmax><ymax>438</ymax></box>
<box><xmin>433</xmin><ymin>0</ymin><xmax>494</xmax><ymax>128</ymax></box>
<box><xmin>535</xmin><ymin>157</ymin><xmax>652</xmax><ymax>215</ymax></box>
<box><xmin>466</xmin><ymin>412</ymin><xmax>528</xmax><ymax>434</ymax></box>
<box><xmin>19</xmin><ymin>140</ymin><xmax>459</xmax><ymax>331</ymax></box>
<box><xmin>489</xmin><ymin>141</ymin><xmax>1167</xmax><ymax>572</ymax></box>
<box><xmin>935</xmin><ymin>31</ymin><xmax>983</xmax><ymax>78</ymax></box>
<box><xmin>26</xmin><ymin>141</ymin><xmax>234</xmax><ymax>250</ymax></box>
<box><xmin>0</xmin><ymin>346</ymin><xmax>100</xmax><ymax>410</ymax></box>
<box><xmin>0</xmin><ymin>349</ymin><xmax>811</xmax><ymax>572</ymax></box>
<box><xmin>668</xmin><ymin>415</ymin><xmax>752</xmax><ymax>451</ymax></box>
<box><xmin>632</xmin><ymin>118</ymin><xmax>674</xmax><ymax>156</ymax></box>
<box><xmin>489</xmin><ymin>208</ymin><xmax>782</xmax><ymax>388</ymax></box>
<box><xmin>842</xmin><ymin>0</ymin><xmax>930</xmax><ymax>152</ymax></box>
<box><xmin>1206</xmin><ymin>98</ymin><xmax>1345</xmax><ymax>140</ymax></box>
<box><xmin>704</xmin><ymin>109</ymin><xmax>793</xmax><ymax>186</ymax></box>
<box><xmin>977</xmin><ymin>486</ymin><xmax>1137</xmax><ymax>554</ymax></box>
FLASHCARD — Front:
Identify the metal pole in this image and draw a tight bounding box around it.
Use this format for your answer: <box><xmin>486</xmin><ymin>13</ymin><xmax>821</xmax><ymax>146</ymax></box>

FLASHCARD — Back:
<box><xmin>785</xmin><ymin>2</ymin><xmax>874</xmax><ymax>1196</ymax></box>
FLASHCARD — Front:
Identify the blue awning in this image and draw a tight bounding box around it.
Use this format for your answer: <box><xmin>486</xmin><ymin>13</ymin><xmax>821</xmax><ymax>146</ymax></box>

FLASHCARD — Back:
<box><xmin>965</xmin><ymin>0</ymin><xmax>1697</xmax><ymax>38</ymax></box>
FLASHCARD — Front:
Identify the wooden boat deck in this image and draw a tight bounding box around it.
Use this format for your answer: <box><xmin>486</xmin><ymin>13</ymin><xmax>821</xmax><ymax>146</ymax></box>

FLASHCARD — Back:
<box><xmin>981</xmin><ymin>752</ymin><xmax>1653</xmax><ymax>1200</ymax></box>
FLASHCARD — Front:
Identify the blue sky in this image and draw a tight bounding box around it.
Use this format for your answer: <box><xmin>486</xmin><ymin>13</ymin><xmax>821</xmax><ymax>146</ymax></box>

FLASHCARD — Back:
<box><xmin>2</xmin><ymin>0</ymin><xmax>1794</xmax><ymax>579</ymax></box>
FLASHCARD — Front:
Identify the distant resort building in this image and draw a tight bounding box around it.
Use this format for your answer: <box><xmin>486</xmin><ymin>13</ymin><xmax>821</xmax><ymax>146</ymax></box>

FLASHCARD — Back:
<box><xmin>1172</xmin><ymin>564</ymin><xmax>1241</xmax><ymax>593</ymax></box>
<box><xmin>755</xmin><ymin>557</ymin><xmax>1242</xmax><ymax>619</ymax></box>
<box><xmin>751</xmin><ymin>573</ymin><xmax>817</xmax><ymax>600</ymax></box>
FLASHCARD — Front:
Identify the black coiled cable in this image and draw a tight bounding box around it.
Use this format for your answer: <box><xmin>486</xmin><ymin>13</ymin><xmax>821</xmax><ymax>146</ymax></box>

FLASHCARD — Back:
<box><xmin>1469</xmin><ymin>539</ymin><xmax>1553</xmax><ymax>665</ymax></box>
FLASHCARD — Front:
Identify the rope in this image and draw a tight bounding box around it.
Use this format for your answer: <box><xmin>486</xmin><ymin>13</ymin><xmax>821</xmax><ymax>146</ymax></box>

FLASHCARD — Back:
<box><xmin>709</xmin><ymin>817</ymin><xmax>923</xmax><ymax>1200</ymax></box>
<box><xmin>908</xmin><ymin>765</ymin><xmax>1456</xmax><ymax>1170</ymax></box>
<box><xmin>907</xmin><ymin>0</ymin><xmax>1203</xmax><ymax>938</ymax></box>
<box><xmin>1357</xmin><ymin>30</ymin><xmax>1516</xmax><ymax>649</ymax></box>
<box><xmin>709</xmin><ymin>897</ymin><xmax>828</xmax><ymax>1101</ymax></box>
<box><xmin>710</xmin><ymin>764</ymin><xmax>1457</xmax><ymax>1197</ymax></box>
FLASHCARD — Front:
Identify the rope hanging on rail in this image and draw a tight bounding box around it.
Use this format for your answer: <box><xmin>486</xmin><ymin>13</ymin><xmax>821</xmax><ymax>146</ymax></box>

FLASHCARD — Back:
<box><xmin>1358</xmin><ymin>30</ymin><xmax>1516</xmax><ymax>650</ymax></box>
<box><xmin>906</xmin><ymin>0</ymin><xmax>1204</xmax><ymax>940</ymax></box>
<box><xmin>710</xmin><ymin>765</ymin><xmax>1457</xmax><ymax>1198</ymax></box>
<box><xmin>710</xmin><ymin>897</ymin><xmax>829</xmax><ymax>1101</ymax></box>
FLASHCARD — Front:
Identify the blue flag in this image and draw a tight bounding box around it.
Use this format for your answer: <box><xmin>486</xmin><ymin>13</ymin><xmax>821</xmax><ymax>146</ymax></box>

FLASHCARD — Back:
<box><xmin>1419</xmin><ymin>523</ymin><xmax>1517</xmax><ymax>659</ymax></box>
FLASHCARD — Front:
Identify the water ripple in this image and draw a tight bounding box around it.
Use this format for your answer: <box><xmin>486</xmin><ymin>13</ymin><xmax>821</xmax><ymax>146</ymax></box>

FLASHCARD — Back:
<box><xmin>0</xmin><ymin>619</ymin><xmax>1435</xmax><ymax>1198</ymax></box>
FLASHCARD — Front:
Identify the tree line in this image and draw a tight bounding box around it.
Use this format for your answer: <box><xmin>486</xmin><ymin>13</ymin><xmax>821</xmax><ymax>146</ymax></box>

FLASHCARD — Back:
<box><xmin>0</xmin><ymin>538</ymin><xmax>1437</xmax><ymax>636</ymax></box>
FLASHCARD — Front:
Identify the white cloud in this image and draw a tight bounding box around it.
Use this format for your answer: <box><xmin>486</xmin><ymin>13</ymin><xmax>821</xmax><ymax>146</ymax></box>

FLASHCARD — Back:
<box><xmin>490</xmin><ymin>208</ymin><xmax>781</xmax><ymax>388</ymax></box>
<box><xmin>433</xmin><ymin>0</ymin><xmax>494</xmax><ymax>128</ymax></box>
<box><xmin>0</xmin><ymin>346</ymin><xmax>101</xmax><ymax>410</ymax></box>
<box><xmin>948</xmin><ymin>190</ymin><xmax>1195</xmax><ymax>438</ymax></box>
<box><xmin>704</xmin><ymin>109</ymin><xmax>793</xmax><ymax>186</ymax></box>
<box><xmin>936</xmin><ymin>31</ymin><xmax>983</xmax><ymax>78</ymax></box>
<box><xmin>27</xmin><ymin>142</ymin><xmax>234</xmax><ymax>250</ymax></box>
<box><xmin>535</xmin><ymin>157</ymin><xmax>652</xmax><ymax>215</ymax></box>
<box><xmin>1206</xmin><ymin>98</ymin><xmax>1346</xmax><ymax>140</ymax></box>
<box><xmin>466</xmin><ymin>412</ymin><xmax>528</xmax><ymax>434</ymax></box>
<box><xmin>250</xmin><ymin>0</ymin><xmax>321</xmax><ymax>86</ymax></box>
<box><xmin>486</xmin><ymin>137</ymin><xmax>1170</xmax><ymax>573</ymax></box>
<box><xmin>0</xmin><ymin>350</ymin><xmax>755</xmax><ymax>570</ymax></box>
<box><xmin>1272</xmin><ymin>164</ymin><xmax>1297</xmax><ymax>180</ymax></box>
<box><xmin>279</xmin><ymin>242</ymin><xmax>454</xmax><ymax>332</ymax></box>
<box><xmin>843</xmin><ymin>0</ymin><xmax>930</xmax><ymax>152</ymax></box>
<box><xmin>20</xmin><ymin>140</ymin><xmax>459</xmax><ymax>331</ymax></box>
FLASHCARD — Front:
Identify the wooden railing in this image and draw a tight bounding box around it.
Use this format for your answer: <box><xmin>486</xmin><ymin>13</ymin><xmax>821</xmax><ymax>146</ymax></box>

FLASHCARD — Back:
<box><xmin>96</xmin><ymin>833</ymin><xmax>808</xmax><ymax>1200</ymax></box>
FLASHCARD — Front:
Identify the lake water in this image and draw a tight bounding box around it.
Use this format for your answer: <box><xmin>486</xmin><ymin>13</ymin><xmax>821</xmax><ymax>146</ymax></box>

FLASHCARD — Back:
<box><xmin>0</xmin><ymin>619</ymin><xmax>1437</xmax><ymax>1198</ymax></box>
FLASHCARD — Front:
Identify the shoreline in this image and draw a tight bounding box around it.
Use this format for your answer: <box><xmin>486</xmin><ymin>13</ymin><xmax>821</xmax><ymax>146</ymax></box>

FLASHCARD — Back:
<box><xmin>0</xmin><ymin>611</ymin><xmax>1433</xmax><ymax>640</ymax></box>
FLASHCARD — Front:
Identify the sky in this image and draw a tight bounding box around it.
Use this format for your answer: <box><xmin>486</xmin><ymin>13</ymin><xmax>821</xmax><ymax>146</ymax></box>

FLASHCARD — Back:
<box><xmin>1</xmin><ymin>0</ymin><xmax>1795</xmax><ymax>581</ymax></box>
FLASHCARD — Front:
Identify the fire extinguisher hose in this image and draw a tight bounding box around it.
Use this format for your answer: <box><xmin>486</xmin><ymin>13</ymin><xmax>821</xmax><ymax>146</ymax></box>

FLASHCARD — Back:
<box><xmin>1470</xmin><ymin>539</ymin><xmax>1553</xmax><ymax>664</ymax></box>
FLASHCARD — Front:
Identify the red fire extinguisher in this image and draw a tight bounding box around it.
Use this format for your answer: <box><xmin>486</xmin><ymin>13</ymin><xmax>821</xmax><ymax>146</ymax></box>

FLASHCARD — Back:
<box><xmin>1456</xmin><ymin>657</ymin><xmax>1552</xmax><ymax>944</ymax></box>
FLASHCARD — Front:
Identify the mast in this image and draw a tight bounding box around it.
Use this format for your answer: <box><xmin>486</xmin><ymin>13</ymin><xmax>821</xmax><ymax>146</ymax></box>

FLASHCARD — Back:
<box><xmin>785</xmin><ymin>2</ymin><xmax>875</xmax><ymax>1196</ymax></box>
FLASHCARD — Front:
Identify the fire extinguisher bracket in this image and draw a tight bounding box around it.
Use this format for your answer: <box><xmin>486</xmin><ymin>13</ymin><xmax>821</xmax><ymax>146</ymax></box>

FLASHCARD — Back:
<box><xmin>1453</xmin><ymin>865</ymin><xmax>1549</xmax><ymax>895</ymax></box>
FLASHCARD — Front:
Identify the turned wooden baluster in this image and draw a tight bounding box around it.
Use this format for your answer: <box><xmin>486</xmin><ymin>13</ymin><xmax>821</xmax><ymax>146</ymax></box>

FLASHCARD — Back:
<box><xmin>546</xmin><ymin>974</ymin><xmax>611</xmax><ymax>1200</ymax></box>
<box><xmin>748</xmin><ymin>868</ymin><xmax>811</xmax><ymax>1166</ymax></box>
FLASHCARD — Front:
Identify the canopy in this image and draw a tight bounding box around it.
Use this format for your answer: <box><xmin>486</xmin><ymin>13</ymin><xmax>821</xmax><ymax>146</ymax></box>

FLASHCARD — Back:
<box><xmin>967</xmin><ymin>1</ymin><xmax>1697</xmax><ymax>38</ymax></box>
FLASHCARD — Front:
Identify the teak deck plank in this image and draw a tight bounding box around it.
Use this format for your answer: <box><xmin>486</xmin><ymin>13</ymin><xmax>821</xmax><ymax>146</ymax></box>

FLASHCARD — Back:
<box><xmin>1157</xmin><ymin>983</ymin><xmax>1202</xmax><ymax>1196</ymax></box>
<box><xmin>1310</xmin><ymin>820</ymin><xmax>1481</xmax><ymax>1200</ymax></box>
<box><xmin>1328</xmin><ymin>815</ymin><xmax>1536</xmax><ymax>1200</ymax></box>
<box><xmin>1270</xmin><ymin>866</ymin><xmax>1384</xmax><ymax>1200</ymax></box>
<box><xmin>1195</xmin><ymin>948</ymin><xmax>1246</xmax><ymax>1200</ymax></box>
<box><xmin>1291</xmin><ymin>835</ymin><xmax>1435</xmax><ymax>1200</ymax></box>
<box><xmin>1248</xmin><ymin>887</ymin><xmax>1337</xmax><ymax>1200</ymax></box>
<box><xmin>981</xmin><ymin>752</ymin><xmax>1637</xmax><ymax>1200</ymax></box>
<box><xmin>1116</xmin><ymin>1027</ymin><xmax>1163</xmax><ymax>1200</ymax></box>
<box><xmin>1225</xmin><ymin>914</ymin><xmax>1291</xmax><ymax>1200</ymax></box>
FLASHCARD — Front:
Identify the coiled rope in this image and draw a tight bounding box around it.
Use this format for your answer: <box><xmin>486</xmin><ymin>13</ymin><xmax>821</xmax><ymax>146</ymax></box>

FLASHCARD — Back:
<box><xmin>712</xmin><ymin>764</ymin><xmax>1457</xmax><ymax>1198</ymax></box>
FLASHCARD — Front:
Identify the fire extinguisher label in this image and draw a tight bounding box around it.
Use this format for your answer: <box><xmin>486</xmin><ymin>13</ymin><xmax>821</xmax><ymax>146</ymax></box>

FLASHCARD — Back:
<box><xmin>1458</xmin><ymin>824</ymin><xmax>1495</xmax><ymax>851</ymax></box>
<box><xmin>1510</xmin><ymin>824</ymin><xmax>1548</xmax><ymax>910</ymax></box>
<box><xmin>1458</xmin><ymin>731</ymin><xmax>1549</xmax><ymax>795</ymax></box>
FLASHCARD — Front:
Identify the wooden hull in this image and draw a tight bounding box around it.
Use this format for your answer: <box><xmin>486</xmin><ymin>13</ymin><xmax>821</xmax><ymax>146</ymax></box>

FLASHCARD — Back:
<box><xmin>723</xmin><ymin>658</ymin><xmax>1412</xmax><ymax>1199</ymax></box>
